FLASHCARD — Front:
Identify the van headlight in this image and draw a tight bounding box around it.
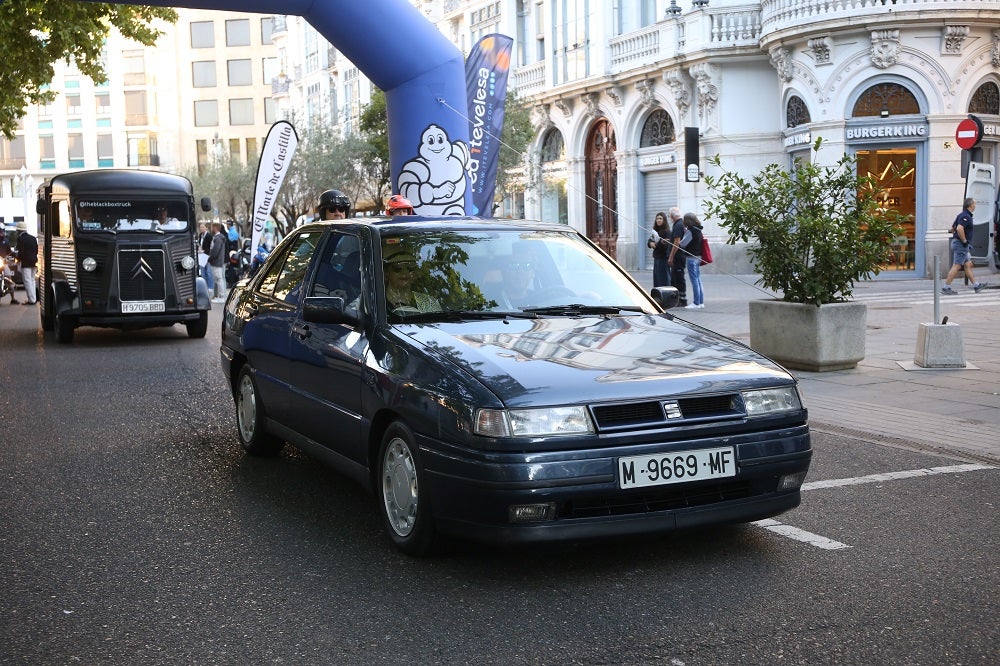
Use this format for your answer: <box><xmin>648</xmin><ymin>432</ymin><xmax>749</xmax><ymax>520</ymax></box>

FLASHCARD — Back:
<box><xmin>742</xmin><ymin>387</ymin><xmax>802</xmax><ymax>416</ymax></box>
<box><xmin>82</xmin><ymin>257</ymin><xmax>97</xmax><ymax>272</ymax></box>
<box><xmin>474</xmin><ymin>406</ymin><xmax>594</xmax><ymax>437</ymax></box>
<box><xmin>181</xmin><ymin>255</ymin><xmax>196</xmax><ymax>270</ymax></box>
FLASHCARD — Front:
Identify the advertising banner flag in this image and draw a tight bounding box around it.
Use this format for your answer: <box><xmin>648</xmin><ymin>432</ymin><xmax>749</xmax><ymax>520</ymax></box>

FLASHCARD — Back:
<box><xmin>465</xmin><ymin>33</ymin><xmax>513</xmax><ymax>216</ymax></box>
<box><xmin>251</xmin><ymin>120</ymin><xmax>298</xmax><ymax>258</ymax></box>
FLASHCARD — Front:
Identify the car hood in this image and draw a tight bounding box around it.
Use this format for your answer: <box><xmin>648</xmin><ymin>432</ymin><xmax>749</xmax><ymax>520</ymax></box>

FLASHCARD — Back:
<box><xmin>396</xmin><ymin>314</ymin><xmax>794</xmax><ymax>407</ymax></box>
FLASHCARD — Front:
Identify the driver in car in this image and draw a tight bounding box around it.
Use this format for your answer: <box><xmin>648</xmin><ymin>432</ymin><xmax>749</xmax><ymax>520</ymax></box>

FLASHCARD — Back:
<box><xmin>383</xmin><ymin>249</ymin><xmax>440</xmax><ymax>313</ymax></box>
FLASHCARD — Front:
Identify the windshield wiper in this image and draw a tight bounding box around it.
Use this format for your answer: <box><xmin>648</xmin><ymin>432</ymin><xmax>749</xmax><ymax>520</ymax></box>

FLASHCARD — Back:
<box><xmin>407</xmin><ymin>309</ymin><xmax>538</xmax><ymax>322</ymax></box>
<box><xmin>523</xmin><ymin>304</ymin><xmax>645</xmax><ymax>315</ymax></box>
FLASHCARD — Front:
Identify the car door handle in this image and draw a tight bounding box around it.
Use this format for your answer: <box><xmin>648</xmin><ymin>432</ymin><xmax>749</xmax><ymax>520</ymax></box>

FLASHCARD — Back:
<box><xmin>292</xmin><ymin>322</ymin><xmax>311</xmax><ymax>339</ymax></box>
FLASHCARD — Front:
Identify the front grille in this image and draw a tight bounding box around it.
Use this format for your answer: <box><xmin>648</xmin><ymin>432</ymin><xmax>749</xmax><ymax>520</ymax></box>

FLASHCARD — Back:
<box><xmin>117</xmin><ymin>249</ymin><xmax>165</xmax><ymax>301</ymax></box>
<box><xmin>591</xmin><ymin>394</ymin><xmax>740</xmax><ymax>430</ymax></box>
<box><xmin>559</xmin><ymin>478</ymin><xmax>767</xmax><ymax>519</ymax></box>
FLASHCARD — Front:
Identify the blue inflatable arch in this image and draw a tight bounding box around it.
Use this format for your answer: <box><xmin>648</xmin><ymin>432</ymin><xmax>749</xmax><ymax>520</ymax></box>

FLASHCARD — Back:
<box><xmin>97</xmin><ymin>0</ymin><xmax>471</xmax><ymax>214</ymax></box>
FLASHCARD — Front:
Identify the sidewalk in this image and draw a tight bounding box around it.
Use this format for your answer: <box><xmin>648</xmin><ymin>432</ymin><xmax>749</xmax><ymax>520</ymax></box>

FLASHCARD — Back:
<box><xmin>630</xmin><ymin>270</ymin><xmax>1000</xmax><ymax>465</ymax></box>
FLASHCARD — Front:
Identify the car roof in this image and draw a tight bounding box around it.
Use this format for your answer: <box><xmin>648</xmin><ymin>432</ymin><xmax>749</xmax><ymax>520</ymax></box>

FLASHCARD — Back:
<box><xmin>305</xmin><ymin>216</ymin><xmax>576</xmax><ymax>235</ymax></box>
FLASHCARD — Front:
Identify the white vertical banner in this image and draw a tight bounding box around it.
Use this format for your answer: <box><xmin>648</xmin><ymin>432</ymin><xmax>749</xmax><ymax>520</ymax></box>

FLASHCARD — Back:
<box><xmin>251</xmin><ymin>120</ymin><xmax>299</xmax><ymax>258</ymax></box>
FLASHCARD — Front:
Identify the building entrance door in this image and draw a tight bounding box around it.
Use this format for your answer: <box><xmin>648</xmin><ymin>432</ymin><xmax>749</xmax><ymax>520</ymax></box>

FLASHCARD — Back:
<box><xmin>586</xmin><ymin>118</ymin><xmax>618</xmax><ymax>258</ymax></box>
<box><xmin>856</xmin><ymin>148</ymin><xmax>917</xmax><ymax>272</ymax></box>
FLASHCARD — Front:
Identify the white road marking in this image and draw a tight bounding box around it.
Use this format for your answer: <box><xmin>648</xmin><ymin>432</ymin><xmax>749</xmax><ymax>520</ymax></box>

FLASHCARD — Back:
<box><xmin>801</xmin><ymin>464</ymin><xmax>994</xmax><ymax>491</ymax></box>
<box><xmin>752</xmin><ymin>464</ymin><xmax>995</xmax><ymax>550</ymax></box>
<box><xmin>752</xmin><ymin>519</ymin><xmax>852</xmax><ymax>550</ymax></box>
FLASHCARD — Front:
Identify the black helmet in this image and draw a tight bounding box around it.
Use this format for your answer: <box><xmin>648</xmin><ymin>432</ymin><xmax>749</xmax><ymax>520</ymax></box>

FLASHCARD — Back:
<box><xmin>318</xmin><ymin>189</ymin><xmax>350</xmax><ymax>216</ymax></box>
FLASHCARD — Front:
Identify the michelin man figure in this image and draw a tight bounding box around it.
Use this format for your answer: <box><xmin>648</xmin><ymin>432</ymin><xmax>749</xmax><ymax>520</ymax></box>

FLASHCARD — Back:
<box><xmin>398</xmin><ymin>124</ymin><xmax>470</xmax><ymax>216</ymax></box>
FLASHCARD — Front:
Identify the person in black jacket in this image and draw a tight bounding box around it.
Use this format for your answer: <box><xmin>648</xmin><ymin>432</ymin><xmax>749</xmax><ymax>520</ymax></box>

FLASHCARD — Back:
<box><xmin>14</xmin><ymin>221</ymin><xmax>38</xmax><ymax>305</ymax></box>
<box><xmin>208</xmin><ymin>222</ymin><xmax>227</xmax><ymax>302</ymax></box>
<box><xmin>666</xmin><ymin>207</ymin><xmax>687</xmax><ymax>306</ymax></box>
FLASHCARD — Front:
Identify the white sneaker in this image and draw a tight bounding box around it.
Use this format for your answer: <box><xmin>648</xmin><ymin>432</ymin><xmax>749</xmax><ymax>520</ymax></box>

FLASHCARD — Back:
<box><xmin>696</xmin><ymin>304</ymin><xmax>705</xmax><ymax>308</ymax></box>
<box><xmin>684</xmin><ymin>304</ymin><xmax>699</xmax><ymax>309</ymax></box>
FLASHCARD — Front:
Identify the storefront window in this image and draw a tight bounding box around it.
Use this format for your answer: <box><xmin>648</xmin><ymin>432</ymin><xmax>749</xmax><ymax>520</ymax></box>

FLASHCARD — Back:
<box><xmin>856</xmin><ymin>148</ymin><xmax>917</xmax><ymax>272</ymax></box>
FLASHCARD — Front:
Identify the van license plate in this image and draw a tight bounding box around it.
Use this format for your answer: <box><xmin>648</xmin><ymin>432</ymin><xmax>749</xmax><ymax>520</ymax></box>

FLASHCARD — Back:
<box><xmin>619</xmin><ymin>447</ymin><xmax>735</xmax><ymax>489</ymax></box>
<box><xmin>122</xmin><ymin>301</ymin><xmax>165</xmax><ymax>313</ymax></box>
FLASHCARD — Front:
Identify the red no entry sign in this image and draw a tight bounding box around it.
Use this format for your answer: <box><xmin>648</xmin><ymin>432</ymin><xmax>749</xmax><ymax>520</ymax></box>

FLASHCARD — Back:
<box><xmin>955</xmin><ymin>116</ymin><xmax>983</xmax><ymax>150</ymax></box>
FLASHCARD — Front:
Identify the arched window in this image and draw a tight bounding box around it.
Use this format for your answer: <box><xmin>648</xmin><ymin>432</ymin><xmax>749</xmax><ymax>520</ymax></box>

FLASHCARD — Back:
<box><xmin>540</xmin><ymin>129</ymin><xmax>565</xmax><ymax>163</ymax></box>
<box><xmin>852</xmin><ymin>83</ymin><xmax>920</xmax><ymax>117</ymax></box>
<box><xmin>639</xmin><ymin>109</ymin><xmax>675</xmax><ymax>147</ymax></box>
<box><xmin>969</xmin><ymin>82</ymin><xmax>1000</xmax><ymax>115</ymax></box>
<box><xmin>786</xmin><ymin>95</ymin><xmax>811</xmax><ymax>128</ymax></box>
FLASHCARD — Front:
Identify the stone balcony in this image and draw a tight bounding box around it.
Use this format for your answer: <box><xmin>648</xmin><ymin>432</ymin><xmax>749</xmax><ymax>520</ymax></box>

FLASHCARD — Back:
<box><xmin>511</xmin><ymin>0</ymin><xmax>1000</xmax><ymax>99</ymax></box>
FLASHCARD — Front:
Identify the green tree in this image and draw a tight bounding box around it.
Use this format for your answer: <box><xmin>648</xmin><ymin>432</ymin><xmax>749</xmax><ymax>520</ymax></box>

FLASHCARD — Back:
<box><xmin>496</xmin><ymin>90</ymin><xmax>533</xmax><ymax>206</ymax></box>
<box><xmin>0</xmin><ymin>0</ymin><xmax>176</xmax><ymax>139</ymax></box>
<box><xmin>358</xmin><ymin>88</ymin><xmax>391</xmax><ymax>208</ymax></box>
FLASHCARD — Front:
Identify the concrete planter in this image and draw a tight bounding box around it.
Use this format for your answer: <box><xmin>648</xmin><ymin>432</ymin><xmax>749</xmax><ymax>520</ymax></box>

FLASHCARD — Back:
<box><xmin>748</xmin><ymin>300</ymin><xmax>867</xmax><ymax>372</ymax></box>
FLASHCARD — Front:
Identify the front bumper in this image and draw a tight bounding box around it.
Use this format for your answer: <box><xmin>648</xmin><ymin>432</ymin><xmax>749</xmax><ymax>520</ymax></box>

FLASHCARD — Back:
<box><xmin>419</xmin><ymin>425</ymin><xmax>811</xmax><ymax>545</ymax></box>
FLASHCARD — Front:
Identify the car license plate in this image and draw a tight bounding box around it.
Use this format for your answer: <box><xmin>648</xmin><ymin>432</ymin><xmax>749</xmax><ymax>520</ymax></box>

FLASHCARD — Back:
<box><xmin>619</xmin><ymin>446</ymin><xmax>735</xmax><ymax>489</ymax></box>
<box><xmin>122</xmin><ymin>301</ymin><xmax>165</xmax><ymax>313</ymax></box>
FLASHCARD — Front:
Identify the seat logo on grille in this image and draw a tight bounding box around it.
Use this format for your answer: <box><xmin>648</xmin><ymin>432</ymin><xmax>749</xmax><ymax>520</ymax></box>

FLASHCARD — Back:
<box><xmin>130</xmin><ymin>256</ymin><xmax>154</xmax><ymax>281</ymax></box>
<box><xmin>662</xmin><ymin>400</ymin><xmax>683</xmax><ymax>419</ymax></box>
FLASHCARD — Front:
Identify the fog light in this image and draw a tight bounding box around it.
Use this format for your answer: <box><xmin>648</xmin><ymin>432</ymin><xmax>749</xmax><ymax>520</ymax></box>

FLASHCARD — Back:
<box><xmin>181</xmin><ymin>255</ymin><xmax>196</xmax><ymax>270</ymax></box>
<box><xmin>509</xmin><ymin>503</ymin><xmax>556</xmax><ymax>523</ymax></box>
<box><xmin>779</xmin><ymin>472</ymin><xmax>808</xmax><ymax>491</ymax></box>
<box><xmin>82</xmin><ymin>257</ymin><xmax>97</xmax><ymax>272</ymax></box>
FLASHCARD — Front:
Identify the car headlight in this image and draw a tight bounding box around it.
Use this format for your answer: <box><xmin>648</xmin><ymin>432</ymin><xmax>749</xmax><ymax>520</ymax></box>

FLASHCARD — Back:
<box><xmin>181</xmin><ymin>255</ymin><xmax>196</xmax><ymax>270</ymax></box>
<box><xmin>742</xmin><ymin>387</ymin><xmax>802</xmax><ymax>416</ymax></box>
<box><xmin>82</xmin><ymin>257</ymin><xmax>97</xmax><ymax>272</ymax></box>
<box><xmin>474</xmin><ymin>406</ymin><xmax>594</xmax><ymax>437</ymax></box>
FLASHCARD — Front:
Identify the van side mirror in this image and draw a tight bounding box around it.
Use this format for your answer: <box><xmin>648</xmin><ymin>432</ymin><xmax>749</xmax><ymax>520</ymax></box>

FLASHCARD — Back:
<box><xmin>200</xmin><ymin>197</ymin><xmax>212</xmax><ymax>212</ymax></box>
<box><xmin>35</xmin><ymin>199</ymin><xmax>46</xmax><ymax>215</ymax></box>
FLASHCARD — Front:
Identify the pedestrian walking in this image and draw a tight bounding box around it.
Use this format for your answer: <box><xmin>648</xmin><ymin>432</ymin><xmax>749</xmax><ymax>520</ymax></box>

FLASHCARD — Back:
<box><xmin>14</xmin><ymin>221</ymin><xmax>38</xmax><ymax>305</ymax></box>
<box><xmin>666</xmin><ymin>207</ymin><xmax>687</xmax><ymax>306</ymax></box>
<box><xmin>647</xmin><ymin>211</ymin><xmax>672</xmax><ymax>288</ymax></box>
<box><xmin>941</xmin><ymin>197</ymin><xmax>988</xmax><ymax>294</ymax></box>
<box><xmin>681</xmin><ymin>213</ymin><xmax>705</xmax><ymax>309</ymax></box>
<box><xmin>208</xmin><ymin>221</ymin><xmax>227</xmax><ymax>302</ymax></box>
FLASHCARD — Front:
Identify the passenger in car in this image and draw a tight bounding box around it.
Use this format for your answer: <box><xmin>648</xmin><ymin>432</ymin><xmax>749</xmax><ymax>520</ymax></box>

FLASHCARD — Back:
<box><xmin>383</xmin><ymin>249</ymin><xmax>439</xmax><ymax>313</ymax></box>
<box><xmin>491</xmin><ymin>256</ymin><xmax>536</xmax><ymax>309</ymax></box>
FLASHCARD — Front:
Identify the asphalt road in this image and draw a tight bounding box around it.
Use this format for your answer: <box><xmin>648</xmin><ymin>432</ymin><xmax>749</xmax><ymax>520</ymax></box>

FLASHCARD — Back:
<box><xmin>1</xmin><ymin>303</ymin><xmax>997</xmax><ymax>665</ymax></box>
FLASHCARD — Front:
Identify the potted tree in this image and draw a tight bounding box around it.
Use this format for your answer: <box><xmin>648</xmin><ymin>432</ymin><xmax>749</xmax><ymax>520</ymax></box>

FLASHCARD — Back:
<box><xmin>702</xmin><ymin>138</ymin><xmax>905</xmax><ymax>371</ymax></box>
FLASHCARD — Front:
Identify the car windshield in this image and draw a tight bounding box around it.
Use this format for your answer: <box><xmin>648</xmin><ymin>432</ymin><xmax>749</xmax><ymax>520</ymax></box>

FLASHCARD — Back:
<box><xmin>380</xmin><ymin>229</ymin><xmax>655</xmax><ymax>320</ymax></box>
<box><xmin>74</xmin><ymin>200</ymin><xmax>190</xmax><ymax>233</ymax></box>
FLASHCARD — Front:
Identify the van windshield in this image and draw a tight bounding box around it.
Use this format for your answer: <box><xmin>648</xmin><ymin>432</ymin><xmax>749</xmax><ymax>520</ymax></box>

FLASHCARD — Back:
<box><xmin>74</xmin><ymin>200</ymin><xmax>189</xmax><ymax>233</ymax></box>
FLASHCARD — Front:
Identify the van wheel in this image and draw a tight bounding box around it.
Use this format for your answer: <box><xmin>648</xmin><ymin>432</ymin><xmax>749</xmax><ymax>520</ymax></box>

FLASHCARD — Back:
<box><xmin>378</xmin><ymin>422</ymin><xmax>438</xmax><ymax>556</ymax></box>
<box><xmin>186</xmin><ymin>311</ymin><xmax>208</xmax><ymax>338</ymax></box>
<box><xmin>236</xmin><ymin>365</ymin><xmax>283</xmax><ymax>456</ymax></box>
<box><xmin>55</xmin><ymin>312</ymin><xmax>75</xmax><ymax>344</ymax></box>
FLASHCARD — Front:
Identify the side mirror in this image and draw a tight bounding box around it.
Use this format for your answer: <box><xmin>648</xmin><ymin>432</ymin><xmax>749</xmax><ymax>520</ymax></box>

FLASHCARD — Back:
<box><xmin>650</xmin><ymin>286</ymin><xmax>680</xmax><ymax>310</ymax></box>
<box><xmin>200</xmin><ymin>197</ymin><xmax>212</xmax><ymax>212</ymax></box>
<box><xmin>302</xmin><ymin>296</ymin><xmax>360</xmax><ymax>326</ymax></box>
<box><xmin>35</xmin><ymin>199</ymin><xmax>46</xmax><ymax>215</ymax></box>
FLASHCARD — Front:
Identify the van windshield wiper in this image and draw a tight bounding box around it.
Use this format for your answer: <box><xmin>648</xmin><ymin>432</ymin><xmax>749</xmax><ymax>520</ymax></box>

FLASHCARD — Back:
<box><xmin>523</xmin><ymin>304</ymin><xmax>645</xmax><ymax>316</ymax></box>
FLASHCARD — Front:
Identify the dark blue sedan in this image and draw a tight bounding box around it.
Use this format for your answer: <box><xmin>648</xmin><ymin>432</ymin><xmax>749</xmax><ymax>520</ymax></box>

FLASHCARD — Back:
<box><xmin>219</xmin><ymin>217</ymin><xmax>811</xmax><ymax>554</ymax></box>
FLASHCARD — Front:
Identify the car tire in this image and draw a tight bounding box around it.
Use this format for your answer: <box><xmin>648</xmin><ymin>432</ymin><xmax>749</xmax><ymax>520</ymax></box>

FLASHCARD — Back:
<box><xmin>378</xmin><ymin>422</ymin><xmax>438</xmax><ymax>556</ymax></box>
<box><xmin>55</xmin><ymin>312</ymin><xmax>75</xmax><ymax>344</ymax></box>
<box><xmin>235</xmin><ymin>365</ymin><xmax>283</xmax><ymax>456</ymax></box>
<box><xmin>186</xmin><ymin>311</ymin><xmax>208</xmax><ymax>338</ymax></box>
